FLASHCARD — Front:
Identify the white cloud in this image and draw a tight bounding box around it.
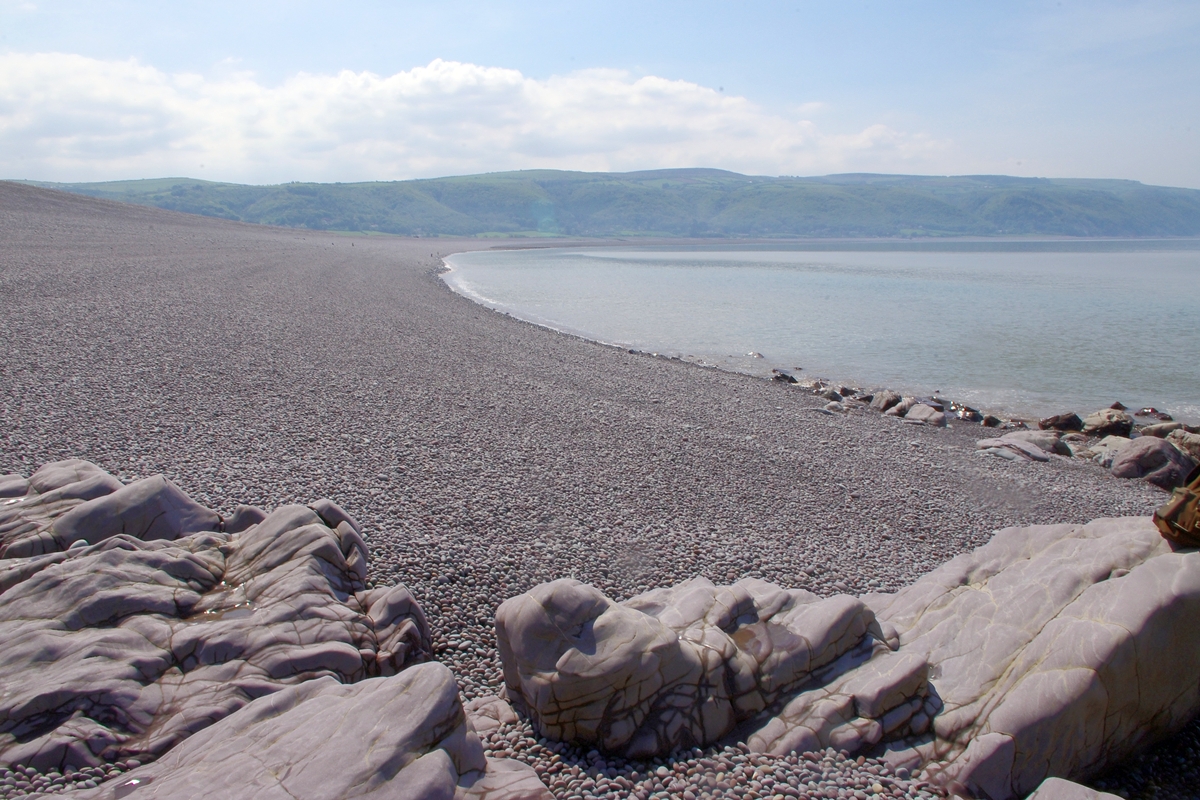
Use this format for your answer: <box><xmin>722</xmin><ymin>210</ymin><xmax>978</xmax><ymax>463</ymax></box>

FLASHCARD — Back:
<box><xmin>0</xmin><ymin>53</ymin><xmax>948</xmax><ymax>183</ymax></box>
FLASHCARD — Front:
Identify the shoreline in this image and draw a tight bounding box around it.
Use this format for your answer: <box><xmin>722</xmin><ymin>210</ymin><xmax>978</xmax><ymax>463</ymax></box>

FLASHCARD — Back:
<box><xmin>439</xmin><ymin>251</ymin><xmax>1200</xmax><ymax>431</ymax></box>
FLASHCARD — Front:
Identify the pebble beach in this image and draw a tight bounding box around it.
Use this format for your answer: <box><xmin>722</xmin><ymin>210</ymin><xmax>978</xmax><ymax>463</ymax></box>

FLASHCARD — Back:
<box><xmin>0</xmin><ymin>182</ymin><xmax>1192</xmax><ymax>799</ymax></box>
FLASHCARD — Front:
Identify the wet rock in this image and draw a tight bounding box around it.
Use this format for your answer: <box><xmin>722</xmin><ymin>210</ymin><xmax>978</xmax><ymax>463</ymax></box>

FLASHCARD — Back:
<box><xmin>869</xmin><ymin>390</ymin><xmax>902</xmax><ymax>412</ymax></box>
<box><xmin>496</xmin><ymin>576</ymin><xmax>898</xmax><ymax>758</ymax></box>
<box><xmin>1167</xmin><ymin>429</ymin><xmax>1200</xmax><ymax>463</ymax></box>
<box><xmin>904</xmin><ymin>404</ymin><xmax>947</xmax><ymax>427</ymax></box>
<box><xmin>870</xmin><ymin>517</ymin><xmax>1200</xmax><ymax>799</ymax></box>
<box><xmin>1110</xmin><ymin>436</ymin><xmax>1196</xmax><ymax>489</ymax></box>
<box><xmin>0</xmin><ymin>461</ymin><xmax>431</xmax><ymax>773</ymax></box>
<box><xmin>1135</xmin><ymin>407</ymin><xmax>1174</xmax><ymax>421</ymax></box>
<box><xmin>73</xmin><ymin>664</ymin><xmax>550</xmax><ymax>800</ymax></box>
<box><xmin>1027</xmin><ymin>777</ymin><xmax>1123</xmax><ymax>800</ymax></box>
<box><xmin>1082</xmin><ymin>409</ymin><xmax>1134</xmax><ymax>438</ymax></box>
<box><xmin>981</xmin><ymin>415</ymin><xmax>1003</xmax><ymax>428</ymax></box>
<box><xmin>771</xmin><ymin>370</ymin><xmax>798</xmax><ymax>384</ymax></box>
<box><xmin>1040</xmin><ymin>413</ymin><xmax>1084</xmax><ymax>432</ymax></box>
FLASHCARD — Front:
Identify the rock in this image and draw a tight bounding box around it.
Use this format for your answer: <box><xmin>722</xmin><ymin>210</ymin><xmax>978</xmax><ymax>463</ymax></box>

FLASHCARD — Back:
<box><xmin>771</xmin><ymin>370</ymin><xmax>798</xmax><ymax>384</ymax></box>
<box><xmin>818</xmin><ymin>388</ymin><xmax>843</xmax><ymax>402</ymax></box>
<box><xmin>1026</xmin><ymin>777</ymin><xmax>1124</xmax><ymax>800</ymax></box>
<box><xmin>1039</xmin><ymin>413</ymin><xmax>1084</xmax><ymax>432</ymax></box>
<box><xmin>72</xmin><ymin>664</ymin><xmax>550</xmax><ymax>800</ymax></box>
<box><xmin>0</xmin><ymin>468</ymin><xmax>431</xmax><ymax>772</ymax></box>
<box><xmin>981</xmin><ymin>415</ymin><xmax>1002</xmax><ymax>428</ymax></box>
<box><xmin>0</xmin><ymin>460</ymin><xmax>128</xmax><ymax>558</ymax></box>
<box><xmin>988</xmin><ymin>430</ymin><xmax>1071</xmax><ymax>457</ymax></box>
<box><xmin>1167</xmin><ymin>429</ymin><xmax>1200</xmax><ymax>463</ymax></box>
<box><xmin>50</xmin><ymin>474</ymin><xmax>220</xmax><ymax>548</ymax></box>
<box><xmin>1110</xmin><ymin>436</ymin><xmax>1196</xmax><ymax>489</ymax></box>
<box><xmin>0</xmin><ymin>475</ymin><xmax>31</xmax><ymax>499</ymax></box>
<box><xmin>1088</xmin><ymin>435</ymin><xmax>1132</xmax><ymax>468</ymax></box>
<box><xmin>495</xmin><ymin>576</ymin><xmax>902</xmax><ymax>758</ymax></box>
<box><xmin>976</xmin><ymin>436</ymin><xmax>1049</xmax><ymax>463</ymax></box>
<box><xmin>884</xmin><ymin>397</ymin><xmax>917</xmax><ymax>417</ymax></box>
<box><xmin>903</xmin><ymin>404</ymin><xmax>947</xmax><ymax>426</ymax></box>
<box><xmin>465</xmin><ymin>695</ymin><xmax>520</xmax><ymax>734</ymax></box>
<box><xmin>956</xmin><ymin>407</ymin><xmax>983</xmax><ymax>422</ymax></box>
<box><xmin>223</xmin><ymin>504</ymin><xmax>268</xmax><ymax>533</ymax></box>
<box><xmin>1139</xmin><ymin>421</ymin><xmax>1183</xmax><ymax>438</ymax></box>
<box><xmin>869</xmin><ymin>517</ymin><xmax>1200</xmax><ymax>799</ymax></box>
<box><xmin>869</xmin><ymin>390</ymin><xmax>902</xmax><ymax>412</ymax></box>
<box><xmin>1109</xmin><ymin>402</ymin><xmax>1127</xmax><ymax>411</ymax></box>
<box><xmin>1135</xmin><ymin>407</ymin><xmax>1174</xmax><ymax>421</ymax></box>
<box><xmin>825</xmin><ymin>401</ymin><xmax>847</xmax><ymax>413</ymax></box>
<box><xmin>1082</xmin><ymin>408</ymin><xmax>1134</xmax><ymax>438</ymax></box>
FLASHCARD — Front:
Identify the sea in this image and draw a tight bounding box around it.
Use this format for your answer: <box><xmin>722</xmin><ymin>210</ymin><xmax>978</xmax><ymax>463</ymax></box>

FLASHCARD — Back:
<box><xmin>442</xmin><ymin>241</ymin><xmax>1200</xmax><ymax>424</ymax></box>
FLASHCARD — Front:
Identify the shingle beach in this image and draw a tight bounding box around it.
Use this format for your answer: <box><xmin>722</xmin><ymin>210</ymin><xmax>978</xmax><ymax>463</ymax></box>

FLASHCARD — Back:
<box><xmin>1</xmin><ymin>182</ymin><xmax>1190</xmax><ymax>799</ymax></box>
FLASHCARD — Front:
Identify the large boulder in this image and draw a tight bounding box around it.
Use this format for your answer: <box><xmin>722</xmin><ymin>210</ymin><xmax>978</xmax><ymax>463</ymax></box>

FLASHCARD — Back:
<box><xmin>1167</xmin><ymin>428</ymin><xmax>1200</xmax><ymax>463</ymax></box>
<box><xmin>904</xmin><ymin>404</ymin><xmax>947</xmax><ymax>427</ymax></box>
<box><xmin>1110</xmin><ymin>436</ymin><xmax>1196</xmax><ymax>489</ymax></box>
<box><xmin>1039</xmin><ymin>413</ymin><xmax>1083</xmax><ymax>432</ymax></box>
<box><xmin>73</xmin><ymin>664</ymin><xmax>550</xmax><ymax>800</ymax></box>
<box><xmin>495</xmin><ymin>577</ymin><xmax>913</xmax><ymax>758</ymax></box>
<box><xmin>1087</xmin><ymin>435</ymin><xmax>1132</xmax><ymax>468</ymax></box>
<box><xmin>869</xmin><ymin>516</ymin><xmax>1200</xmax><ymax>799</ymax></box>
<box><xmin>0</xmin><ymin>465</ymin><xmax>430</xmax><ymax>772</ymax></box>
<box><xmin>977</xmin><ymin>430</ymin><xmax>1071</xmax><ymax>462</ymax></box>
<box><xmin>1081</xmin><ymin>408</ymin><xmax>1134</xmax><ymax>438</ymax></box>
<box><xmin>869</xmin><ymin>390</ymin><xmax>902</xmax><ymax>412</ymax></box>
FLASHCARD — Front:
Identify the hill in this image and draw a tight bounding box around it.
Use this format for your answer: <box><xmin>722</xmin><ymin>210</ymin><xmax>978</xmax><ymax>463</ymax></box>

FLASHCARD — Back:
<box><xmin>20</xmin><ymin>169</ymin><xmax>1200</xmax><ymax>238</ymax></box>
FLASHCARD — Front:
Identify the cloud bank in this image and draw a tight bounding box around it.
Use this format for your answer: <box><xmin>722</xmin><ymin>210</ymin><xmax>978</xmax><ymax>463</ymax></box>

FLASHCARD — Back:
<box><xmin>0</xmin><ymin>53</ymin><xmax>946</xmax><ymax>183</ymax></box>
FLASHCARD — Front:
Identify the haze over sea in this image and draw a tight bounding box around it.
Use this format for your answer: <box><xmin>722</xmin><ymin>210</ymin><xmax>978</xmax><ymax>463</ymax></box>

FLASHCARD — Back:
<box><xmin>444</xmin><ymin>241</ymin><xmax>1200</xmax><ymax>424</ymax></box>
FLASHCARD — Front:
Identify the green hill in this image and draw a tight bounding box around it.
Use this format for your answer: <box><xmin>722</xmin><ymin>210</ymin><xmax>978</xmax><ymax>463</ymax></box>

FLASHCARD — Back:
<box><xmin>20</xmin><ymin>169</ymin><xmax>1200</xmax><ymax>238</ymax></box>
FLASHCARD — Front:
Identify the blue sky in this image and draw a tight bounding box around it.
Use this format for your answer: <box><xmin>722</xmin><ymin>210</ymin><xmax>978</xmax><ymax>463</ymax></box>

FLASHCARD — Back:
<box><xmin>2</xmin><ymin>0</ymin><xmax>1198</xmax><ymax>186</ymax></box>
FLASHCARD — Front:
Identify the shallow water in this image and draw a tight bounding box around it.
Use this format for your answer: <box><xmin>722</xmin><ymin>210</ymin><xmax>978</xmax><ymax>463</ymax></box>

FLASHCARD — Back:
<box><xmin>443</xmin><ymin>241</ymin><xmax>1200</xmax><ymax>423</ymax></box>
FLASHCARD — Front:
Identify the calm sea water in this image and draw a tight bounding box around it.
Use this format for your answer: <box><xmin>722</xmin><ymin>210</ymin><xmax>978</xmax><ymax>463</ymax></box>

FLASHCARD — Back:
<box><xmin>443</xmin><ymin>242</ymin><xmax>1200</xmax><ymax>423</ymax></box>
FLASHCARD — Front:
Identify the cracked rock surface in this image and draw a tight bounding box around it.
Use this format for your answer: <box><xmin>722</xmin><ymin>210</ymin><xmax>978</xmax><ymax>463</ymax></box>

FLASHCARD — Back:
<box><xmin>499</xmin><ymin>516</ymin><xmax>1200</xmax><ymax>800</ymax></box>
<box><xmin>0</xmin><ymin>460</ymin><xmax>430</xmax><ymax>776</ymax></box>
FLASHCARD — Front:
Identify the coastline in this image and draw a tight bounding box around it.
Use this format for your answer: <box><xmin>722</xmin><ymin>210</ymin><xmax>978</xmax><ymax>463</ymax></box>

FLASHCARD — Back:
<box><xmin>0</xmin><ymin>182</ymin><xmax>1189</xmax><ymax>799</ymax></box>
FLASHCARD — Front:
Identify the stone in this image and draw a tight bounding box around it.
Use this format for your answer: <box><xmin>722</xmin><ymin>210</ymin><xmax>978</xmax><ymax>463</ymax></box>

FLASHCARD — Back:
<box><xmin>1135</xmin><ymin>407</ymin><xmax>1174</xmax><ymax>421</ymax></box>
<box><xmin>1110</xmin><ymin>436</ymin><xmax>1196</xmax><ymax>489</ymax></box>
<box><xmin>72</xmin><ymin>664</ymin><xmax>550</xmax><ymax>800</ymax></box>
<box><xmin>223</xmin><ymin>504</ymin><xmax>267</xmax><ymax>534</ymax></box>
<box><xmin>1081</xmin><ymin>409</ymin><xmax>1133</xmax><ymax>438</ymax></box>
<box><xmin>495</xmin><ymin>576</ymin><xmax>906</xmax><ymax>758</ymax></box>
<box><xmin>1087</xmin><ymin>435</ymin><xmax>1131</xmax><ymax>468</ymax></box>
<box><xmin>1167</xmin><ymin>429</ymin><xmax>1200</xmax><ymax>463</ymax></box>
<box><xmin>884</xmin><ymin>397</ymin><xmax>917</xmax><ymax>418</ymax></box>
<box><xmin>0</xmin><ymin>467</ymin><xmax>431</xmax><ymax>772</ymax></box>
<box><xmin>868</xmin><ymin>516</ymin><xmax>1200</xmax><ymax>799</ymax></box>
<box><xmin>1139</xmin><ymin>421</ymin><xmax>1183</xmax><ymax>438</ymax></box>
<box><xmin>981</xmin><ymin>415</ymin><xmax>1002</xmax><ymax>428</ymax></box>
<box><xmin>1025</xmin><ymin>777</ymin><xmax>1123</xmax><ymax>800</ymax></box>
<box><xmin>869</xmin><ymin>390</ymin><xmax>902</xmax><ymax>412</ymax></box>
<box><xmin>0</xmin><ymin>460</ymin><xmax>127</xmax><ymax>558</ymax></box>
<box><xmin>465</xmin><ymin>695</ymin><xmax>520</xmax><ymax>734</ymax></box>
<box><xmin>903</xmin><ymin>404</ymin><xmax>946</xmax><ymax>427</ymax></box>
<box><xmin>0</xmin><ymin>475</ymin><xmax>31</xmax><ymax>499</ymax></box>
<box><xmin>977</xmin><ymin>431</ymin><xmax>1070</xmax><ymax>462</ymax></box>
<box><xmin>1039</xmin><ymin>413</ymin><xmax>1083</xmax><ymax>432</ymax></box>
<box><xmin>50</xmin><ymin>474</ymin><xmax>220</xmax><ymax>547</ymax></box>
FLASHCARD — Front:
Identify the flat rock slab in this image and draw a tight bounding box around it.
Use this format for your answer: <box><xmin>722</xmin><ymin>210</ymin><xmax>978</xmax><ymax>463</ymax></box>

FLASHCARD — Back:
<box><xmin>1026</xmin><ymin>777</ymin><xmax>1123</xmax><ymax>800</ymax></box>
<box><xmin>72</xmin><ymin>664</ymin><xmax>550</xmax><ymax>800</ymax></box>
<box><xmin>868</xmin><ymin>516</ymin><xmax>1200</xmax><ymax>799</ymax></box>
<box><xmin>0</xmin><ymin>461</ymin><xmax>431</xmax><ymax>773</ymax></box>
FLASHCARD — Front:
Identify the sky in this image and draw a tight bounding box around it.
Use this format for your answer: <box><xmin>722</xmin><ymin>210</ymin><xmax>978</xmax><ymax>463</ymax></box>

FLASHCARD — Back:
<box><xmin>1</xmin><ymin>0</ymin><xmax>1198</xmax><ymax>187</ymax></box>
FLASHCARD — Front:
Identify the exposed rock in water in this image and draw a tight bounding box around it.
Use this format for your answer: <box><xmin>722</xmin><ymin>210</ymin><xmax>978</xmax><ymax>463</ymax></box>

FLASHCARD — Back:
<box><xmin>884</xmin><ymin>397</ymin><xmax>917</xmax><ymax>417</ymax></box>
<box><xmin>498</xmin><ymin>517</ymin><xmax>1200</xmax><ymax>800</ymax></box>
<box><xmin>72</xmin><ymin>663</ymin><xmax>550</xmax><ymax>800</ymax></box>
<box><xmin>1110</xmin><ymin>436</ymin><xmax>1196</xmax><ymax>489</ymax></box>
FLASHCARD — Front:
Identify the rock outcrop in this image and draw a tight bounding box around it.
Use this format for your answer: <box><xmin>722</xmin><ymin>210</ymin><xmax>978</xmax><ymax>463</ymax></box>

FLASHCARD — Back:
<box><xmin>1026</xmin><ymin>777</ymin><xmax>1123</xmax><ymax>800</ymax></box>
<box><xmin>495</xmin><ymin>576</ymin><xmax>911</xmax><ymax>758</ymax></box>
<box><xmin>1109</xmin><ymin>436</ymin><xmax>1196</xmax><ymax>489</ymax></box>
<box><xmin>498</xmin><ymin>517</ymin><xmax>1200</xmax><ymax>799</ymax></box>
<box><xmin>72</xmin><ymin>663</ymin><xmax>550</xmax><ymax>800</ymax></box>
<box><xmin>0</xmin><ymin>460</ymin><xmax>430</xmax><ymax>775</ymax></box>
